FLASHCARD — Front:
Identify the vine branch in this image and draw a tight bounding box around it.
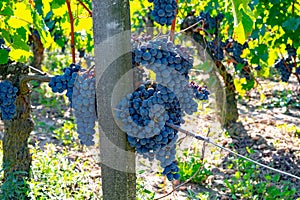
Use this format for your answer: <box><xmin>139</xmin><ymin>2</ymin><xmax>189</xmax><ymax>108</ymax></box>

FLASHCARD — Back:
<box><xmin>77</xmin><ymin>0</ymin><xmax>92</xmax><ymax>17</ymax></box>
<box><xmin>169</xmin><ymin>0</ymin><xmax>178</xmax><ymax>42</ymax></box>
<box><xmin>20</xmin><ymin>75</ymin><xmax>51</xmax><ymax>94</ymax></box>
<box><xmin>66</xmin><ymin>0</ymin><xmax>76</xmax><ymax>64</ymax></box>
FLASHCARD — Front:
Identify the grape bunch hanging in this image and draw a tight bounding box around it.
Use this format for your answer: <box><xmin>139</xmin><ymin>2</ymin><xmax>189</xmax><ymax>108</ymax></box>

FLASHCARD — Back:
<box><xmin>72</xmin><ymin>70</ymin><xmax>97</xmax><ymax>146</ymax></box>
<box><xmin>48</xmin><ymin>64</ymin><xmax>97</xmax><ymax>146</ymax></box>
<box><xmin>48</xmin><ymin>63</ymin><xmax>80</xmax><ymax>107</ymax></box>
<box><xmin>274</xmin><ymin>44</ymin><xmax>298</xmax><ymax>82</ymax></box>
<box><xmin>0</xmin><ymin>80</ymin><xmax>18</xmax><ymax>120</ymax></box>
<box><xmin>116</xmin><ymin>37</ymin><xmax>209</xmax><ymax>181</ymax></box>
<box><xmin>148</xmin><ymin>0</ymin><xmax>177</xmax><ymax>26</ymax></box>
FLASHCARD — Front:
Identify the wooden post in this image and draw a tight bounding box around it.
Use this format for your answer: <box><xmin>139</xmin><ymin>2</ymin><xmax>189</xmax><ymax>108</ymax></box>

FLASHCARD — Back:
<box><xmin>92</xmin><ymin>0</ymin><xmax>136</xmax><ymax>199</ymax></box>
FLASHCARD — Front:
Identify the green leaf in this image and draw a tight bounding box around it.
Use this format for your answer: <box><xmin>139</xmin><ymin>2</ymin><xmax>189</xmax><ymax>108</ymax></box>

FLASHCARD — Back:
<box><xmin>0</xmin><ymin>6</ymin><xmax>13</xmax><ymax>16</ymax></box>
<box><xmin>240</xmin><ymin>9</ymin><xmax>253</xmax><ymax>36</ymax></box>
<box><xmin>231</xmin><ymin>0</ymin><xmax>251</xmax><ymax>25</ymax></box>
<box><xmin>282</xmin><ymin>17</ymin><xmax>300</xmax><ymax>31</ymax></box>
<box><xmin>51</xmin><ymin>0</ymin><xmax>65</xmax><ymax>9</ymax></box>
<box><xmin>0</xmin><ymin>49</ymin><xmax>9</xmax><ymax>64</ymax></box>
<box><xmin>242</xmin><ymin>79</ymin><xmax>255</xmax><ymax>90</ymax></box>
<box><xmin>0</xmin><ymin>29</ymin><xmax>10</xmax><ymax>43</ymax></box>
<box><xmin>11</xmin><ymin>35</ymin><xmax>29</xmax><ymax>51</ymax></box>
<box><xmin>236</xmin><ymin>63</ymin><xmax>244</xmax><ymax>71</ymax></box>
<box><xmin>16</xmin><ymin>27</ymin><xmax>27</xmax><ymax>39</ymax></box>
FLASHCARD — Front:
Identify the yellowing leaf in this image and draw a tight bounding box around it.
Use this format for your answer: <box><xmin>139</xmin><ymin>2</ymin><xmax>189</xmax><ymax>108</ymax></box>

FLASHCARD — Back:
<box><xmin>234</xmin><ymin>77</ymin><xmax>246</xmax><ymax>96</ymax></box>
<box><xmin>234</xmin><ymin>22</ymin><xmax>246</xmax><ymax>44</ymax></box>
<box><xmin>9</xmin><ymin>48</ymin><xmax>32</xmax><ymax>61</ymax></box>
<box><xmin>42</xmin><ymin>0</ymin><xmax>51</xmax><ymax>16</ymax></box>
<box><xmin>7</xmin><ymin>17</ymin><xmax>27</xmax><ymax>28</ymax></box>
<box><xmin>61</xmin><ymin>20</ymin><xmax>71</xmax><ymax>36</ymax></box>
<box><xmin>14</xmin><ymin>2</ymin><xmax>33</xmax><ymax>24</ymax></box>
<box><xmin>74</xmin><ymin>18</ymin><xmax>93</xmax><ymax>32</ymax></box>
<box><xmin>52</xmin><ymin>4</ymin><xmax>67</xmax><ymax>17</ymax></box>
<box><xmin>260</xmin><ymin>93</ymin><xmax>266</xmax><ymax>102</ymax></box>
<box><xmin>41</xmin><ymin>31</ymin><xmax>55</xmax><ymax>49</ymax></box>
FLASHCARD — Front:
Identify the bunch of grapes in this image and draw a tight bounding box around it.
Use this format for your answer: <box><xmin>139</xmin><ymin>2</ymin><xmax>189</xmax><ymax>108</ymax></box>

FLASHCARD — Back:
<box><xmin>116</xmin><ymin>38</ymin><xmax>210</xmax><ymax>181</ymax></box>
<box><xmin>225</xmin><ymin>39</ymin><xmax>248</xmax><ymax>64</ymax></box>
<box><xmin>189</xmin><ymin>82</ymin><xmax>209</xmax><ymax>100</ymax></box>
<box><xmin>274</xmin><ymin>59</ymin><xmax>293</xmax><ymax>82</ymax></box>
<box><xmin>272</xmin><ymin>44</ymin><xmax>298</xmax><ymax>82</ymax></box>
<box><xmin>197</xmin><ymin>12</ymin><xmax>224</xmax><ymax>34</ymax></box>
<box><xmin>0</xmin><ymin>80</ymin><xmax>18</xmax><ymax>120</ymax></box>
<box><xmin>148</xmin><ymin>0</ymin><xmax>177</xmax><ymax>26</ymax></box>
<box><xmin>116</xmin><ymin>81</ymin><xmax>181</xmax><ymax>180</ymax></box>
<box><xmin>296</xmin><ymin>67</ymin><xmax>300</xmax><ymax>75</ymax></box>
<box><xmin>48</xmin><ymin>64</ymin><xmax>80</xmax><ymax>107</ymax></box>
<box><xmin>133</xmin><ymin>37</ymin><xmax>199</xmax><ymax>115</ymax></box>
<box><xmin>72</xmin><ymin>70</ymin><xmax>96</xmax><ymax>146</ymax></box>
<box><xmin>286</xmin><ymin>44</ymin><xmax>296</xmax><ymax>57</ymax></box>
<box><xmin>207</xmin><ymin>38</ymin><xmax>225</xmax><ymax>61</ymax></box>
<box><xmin>224</xmin><ymin>39</ymin><xmax>252</xmax><ymax>79</ymax></box>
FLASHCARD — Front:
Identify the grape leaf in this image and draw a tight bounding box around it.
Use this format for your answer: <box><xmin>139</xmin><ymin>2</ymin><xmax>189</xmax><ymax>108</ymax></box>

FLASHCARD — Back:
<box><xmin>242</xmin><ymin>79</ymin><xmax>255</xmax><ymax>91</ymax></box>
<box><xmin>0</xmin><ymin>49</ymin><xmax>9</xmax><ymax>64</ymax></box>
<box><xmin>282</xmin><ymin>17</ymin><xmax>300</xmax><ymax>31</ymax></box>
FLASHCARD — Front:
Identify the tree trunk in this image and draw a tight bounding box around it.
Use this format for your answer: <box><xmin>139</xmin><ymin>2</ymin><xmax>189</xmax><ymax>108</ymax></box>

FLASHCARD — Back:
<box><xmin>93</xmin><ymin>0</ymin><xmax>136</xmax><ymax>199</ymax></box>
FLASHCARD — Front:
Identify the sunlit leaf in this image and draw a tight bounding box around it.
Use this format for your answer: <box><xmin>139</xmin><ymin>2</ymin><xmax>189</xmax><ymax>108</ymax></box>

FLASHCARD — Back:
<box><xmin>0</xmin><ymin>49</ymin><xmax>9</xmax><ymax>64</ymax></box>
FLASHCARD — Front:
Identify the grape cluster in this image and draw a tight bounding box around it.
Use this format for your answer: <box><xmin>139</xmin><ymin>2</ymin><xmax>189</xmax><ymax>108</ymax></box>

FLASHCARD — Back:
<box><xmin>0</xmin><ymin>81</ymin><xmax>18</xmax><ymax>120</ymax></box>
<box><xmin>274</xmin><ymin>59</ymin><xmax>293</xmax><ymax>82</ymax></box>
<box><xmin>189</xmin><ymin>82</ymin><xmax>209</xmax><ymax>100</ymax></box>
<box><xmin>225</xmin><ymin>39</ymin><xmax>248</xmax><ymax>64</ymax></box>
<box><xmin>286</xmin><ymin>44</ymin><xmax>296</xmax><ymax>57</ymax></box>
<box><xmin>207</xmin><ymin>38</ymin><xmax>225</xmax><ymax>61</ymax></box>
<box><xmin>116</xmin><ymin>81</ymin><xmax>181</xmax><ymax>180</ymax></box>
<box><xmin>197</xmin><ymin>12</ymin><xmax>224</xmax><ymax>34</ymax></box>
<box><xmin>224</xmin><ymin>39</ymin><xmax>251</xmax><ymax>79</ymax></box>
<box><xmin>273</xmin><ymin>44</ymin><xmax>298</xmax><ymax>82</ymax></box>
<box><xmin>148</xmin><ymin>0</ymin><xmax>177</xmax><ymax>26</ymax></box>
<box><xmin>133</xmin><ymin>38</ymin><xmax>199</xmax><ymax>115</ymax></box>
<box><xmin>72</xmin><ymin>70</ymin><xmax>96</xmax><ymax>146</ymax></box>
<box><xmin>296</xmin><ymin>67</ymin><xmax>300</xmax><ymax>75</ymax></box>
<box><xmin>48</xmin><ymin>64</ymin><xmax>80</xmax><ymax>107</ymax></box>
<box><xmin>116</xmin><ymin>38</ymin><xmax>210</xmax><ymax>181</ymax></box>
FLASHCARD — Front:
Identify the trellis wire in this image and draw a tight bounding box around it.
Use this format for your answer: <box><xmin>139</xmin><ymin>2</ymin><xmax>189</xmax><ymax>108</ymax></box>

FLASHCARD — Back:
<box><xmin>166</xmin><ymin>122</ymin><xmax>300</xmax><ymax>181</ymax></box>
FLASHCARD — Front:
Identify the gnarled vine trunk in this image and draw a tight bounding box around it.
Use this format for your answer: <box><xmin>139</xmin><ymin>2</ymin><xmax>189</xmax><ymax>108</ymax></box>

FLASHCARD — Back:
<box><xmin>214</xmin><ymin>61</ymin><xmax>239</xmax><ymax>127</ymax></box>
<box><xmin>3</xmin><ymin>92</ymin><xmax>33</xmax><ymax>181</ymax></box>
<box><xmin>0</xmin><ymin>62</ymin><xmax>32</xmax><ymax>198</ymax></box>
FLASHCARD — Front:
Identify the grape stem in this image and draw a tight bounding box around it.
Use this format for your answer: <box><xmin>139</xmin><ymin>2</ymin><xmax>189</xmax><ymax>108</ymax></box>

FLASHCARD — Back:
<box><xmin>66</xmin><ymin>0</ymin><xmax>76</xmax><ymax>64</ymax></box>
<box><xmin>178</xmin><ymin>20</ymin><xmax>203</xmax><ymax>34</ymax></box>
<box><xmin>169</xmin><ymin>0</ymin><xmax>178</xmax><ymax>42</ymax></box>
<box><xmin>77</xmin><ymin>0</ymin><xmax>92</xmax><ymax>17</ymax></box>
